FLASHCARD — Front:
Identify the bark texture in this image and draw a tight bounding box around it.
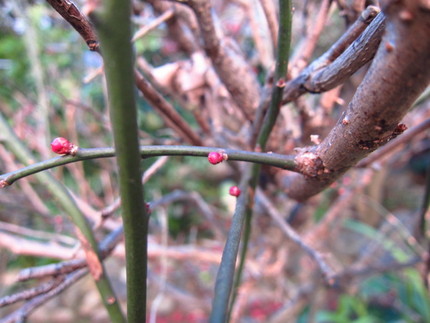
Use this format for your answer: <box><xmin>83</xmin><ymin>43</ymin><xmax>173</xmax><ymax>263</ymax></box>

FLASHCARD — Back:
<box><xmin>285</xmin><ymin>0</ymin><xmax>430</xmax><ymax>201</ymax></box>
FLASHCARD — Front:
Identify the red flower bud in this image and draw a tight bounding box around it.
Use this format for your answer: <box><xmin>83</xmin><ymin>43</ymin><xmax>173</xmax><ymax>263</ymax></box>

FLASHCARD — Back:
<box><xmin>229</xmin><ymin>186</ymin><xmax>241</xmax><ymax>197</ymax></box>
<box><xmin>51</xmin><ymin>137</ymin><xmax>77</xmax><ymax>155</ymax></box>
<box><xmin>208</xmin><ymin>151</ymin><xmax>224</xmax><ymax>165</ymax></box>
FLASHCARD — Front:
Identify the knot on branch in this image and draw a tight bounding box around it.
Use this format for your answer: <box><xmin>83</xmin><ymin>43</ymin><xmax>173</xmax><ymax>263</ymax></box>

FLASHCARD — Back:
<box><xmin>0</xmin><ymin>179</ymin><xmax>9</xmax><ymax>188</ymax></box>
<box><xmin>295</xmin><ymin>152</ymin><xmax>327</xmax><ymax>177</ymax></box>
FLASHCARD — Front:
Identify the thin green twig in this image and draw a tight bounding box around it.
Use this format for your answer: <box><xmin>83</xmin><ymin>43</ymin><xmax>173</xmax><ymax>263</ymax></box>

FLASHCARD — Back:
<box><xmin>209</xmin><ymin>168</ymin><xmax>253</xmax><ymax>323</ymax></box>
<box><xmin>0</xmin><ymin>146</ymin><xmax>297</xmax><ymax>187</ymax></box>
<box><xmin>257</xmin><ymin>0</ymin><xmax>292</xmax><ymax>149</ymax></box>
<box><xmin>93</xmin><ymin>0</ymin><xmax>148</xmax><ymax>321</ymax></box>
<box><xmin>227</xmin><ymin>0</ymin><xmax>292</xmax><ymax>319</ymax></box>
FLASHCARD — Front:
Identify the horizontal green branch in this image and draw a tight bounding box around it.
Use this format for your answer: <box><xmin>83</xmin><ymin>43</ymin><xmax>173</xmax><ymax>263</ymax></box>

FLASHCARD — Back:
<box><xmin>0</xmin><ymin>145</ymin><xmax>297</xmax><ymax>187</ymax></box>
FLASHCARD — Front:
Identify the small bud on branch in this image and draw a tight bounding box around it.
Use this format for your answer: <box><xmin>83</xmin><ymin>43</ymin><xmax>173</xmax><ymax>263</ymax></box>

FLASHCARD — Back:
<box><xmin>208</xmin><ymin>151</ymin><xmax>225</xmax><ymax>165</ymax></box>
<box><xmin>229</xmin><ymin>186</ymin><xmax>241</xmax><ymax>197</ymax></box>
<box><xmin>51</xmin><ymin>137</ymin><xmax>78</xmax><ymax>156</ymax></box>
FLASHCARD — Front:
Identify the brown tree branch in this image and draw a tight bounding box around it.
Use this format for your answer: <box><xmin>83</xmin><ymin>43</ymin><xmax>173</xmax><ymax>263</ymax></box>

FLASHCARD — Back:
<box><xmin>177</xmin><ymin>0</ymin><xmax>261</xmax><ymax>120</ymax></box>
<box><xmin>0</xmin><ymin>269</ymin><xmax>88</xmax><ymax>323</ymax></box>
<box><xmin>45</xmin><ymin>0</ymin><xmax>99</xmax><ymax>51</ymax></box>
<box><xmin>303</xmin><ymin>8</ymin><xmax>384</xmax><ymax>93</ymax></box>
<box><xmin>0</xmin><ymin>277</ymin><xmax>65</xmax><ymax>308</ymax></box>
<box><xmin>282</xmin><ymin>5</ymin><xmax>383</xmax><ymax>104</ymax></box>
<box><xmin>357</xmin><ymin>117</ymin><xmax>430</xmax><ymax>167</ymax></box>
<box><xmin>147</xmin><ymin>0</ymin><xmax>200</xmax><ymax>55</ymax></box>
<box><xmin>285</xmin><ymin>0</ymin><xmax>430</xmax><ymax>200</ymax></box>
<box><xmin>134</xmin><ymin>70</ymin><xmax>204</xmax><ymax>146</ymax></box>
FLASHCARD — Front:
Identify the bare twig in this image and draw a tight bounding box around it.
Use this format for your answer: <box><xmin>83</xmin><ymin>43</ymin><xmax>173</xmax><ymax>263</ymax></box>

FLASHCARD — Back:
<box><xmin>0</xmin><ymin>277</ymin><xmax>65</xmax><ymax>308</ymax></box>
<box><xmin>45</xmin><ymin>0</ymin><xmax>99</xmax><ymax>51</ymax></box>
<box><xmin>134</xmin><ymin>70</ymin><xmax>204</xmax><ymax>146</ymax></box>
<box><xmin>0</xmin><ymin>221</ymin><xmax>76</xmax><ymax>246</ymax></box>
<box><xmin>282</xmin><ymin>5</ymin><xmax>383</xmax><ymax>103</ymax></box>
<box><xmin>289</xmin><ymin>0</ymin><xmax>333</xmax><ymax>75</ymax></box>
<box><xmin>17</xmin><ymin>226</ymin><xmax>124</xmax><ymax>281</ymax></box>
<box><xmin>100</xmin><ymin>156</ymin><xmax>169</xmax><ymax>219</ymax></box>
<box><xmin>302</xmin><ymin>8</ymin><xmax>384</xmax><ymax>93</ymax></box>
<box><xmin>357</xmin><ymin>118</ymin><xmax>430</xmax><ymax>167</ymax></box>
<box><xmin>257</xmin><ymin>189</ymin><xmax>336</xmax><ymax>281</ymax></box>
<box><xmin>0</xmin><ymin>269</ymin><xmax>88</xmax><ymax>323</ymax></box>
<box><xmin>177</xmin><ymin>0</ymin><xmax>261</xmax><ymax>120</ymax></box>
<box><xmin>147</xmin><ymin>0</ymin><xmax>200</xmax><ymax>54</ymax></box>
<box><xmin>132</xmin><ymin>9</ymin><xmax>174</xmax><ymax>42</ymax></box>
<box><xmin>0</xmin><ymin>145</ymin><xmax>297</xmax><ymax>187</ymax></box>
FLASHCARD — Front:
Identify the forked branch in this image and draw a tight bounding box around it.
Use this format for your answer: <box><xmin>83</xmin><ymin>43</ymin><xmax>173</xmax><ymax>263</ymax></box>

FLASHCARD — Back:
<box><xmin>285</xmin><ymin>0</ymin><xmax>430</xmax><ymax>200</ymax></box>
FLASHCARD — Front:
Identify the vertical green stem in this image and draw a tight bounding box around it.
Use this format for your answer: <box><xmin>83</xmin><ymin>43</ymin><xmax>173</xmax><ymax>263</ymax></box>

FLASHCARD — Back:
<box><xmin>257</xmin><ymin>0</ymin><xmax>292</xmax><ymax>149</ymax></box>
<box><xmin>210</xmin><ymin>169</ymin><xmax>253</xmax><ymax>323</ymax></box>
<box><xmin>228</xmin><ymin>0</ymin><xmax>292</xmax><ymax>319</ymax></box>
<box><xmin>93</xmin><ymin>1</ymin><xmax>148</xmax><ymax>322</ymax></box>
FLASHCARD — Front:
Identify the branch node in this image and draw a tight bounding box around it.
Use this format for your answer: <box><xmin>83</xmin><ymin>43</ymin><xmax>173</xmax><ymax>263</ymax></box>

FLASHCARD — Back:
<box><xmin>276</xmin><ymin>78</ymin><xmax>286</xmax><ymax>88</ymax></box>
<box><xmin>0</xmin><ymin>179</ymin><xmax>10</xmax><ymax>188</ymax></box>
<box><xmin>294</xmin><ymin>151</ymin><xmax>327</xmax><ymax>177</ymax></box>
<box><xmin>360</xmin><ymin>5</ymin><xmax>381</xmax><ymax>23</ymax></box>
<box><xmin>385</xmin><ymin>41</ymin><xmax>395</xmax><ymax>52</ymax></box>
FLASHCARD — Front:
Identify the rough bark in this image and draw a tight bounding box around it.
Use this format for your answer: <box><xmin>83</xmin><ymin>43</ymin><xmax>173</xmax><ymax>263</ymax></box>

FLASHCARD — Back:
<box><xmin>285</xmin><ymin>0</ymin><xmax>430</xmax><ymax>201</ymax></box>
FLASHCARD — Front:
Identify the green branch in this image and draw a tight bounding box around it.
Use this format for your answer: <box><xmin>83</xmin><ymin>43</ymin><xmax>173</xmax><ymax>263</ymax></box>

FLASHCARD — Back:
<box><xmin>0</xmin><ymin>146</ymin><xmax>297</xmax><ymax>187</ymax></box>
<box><xmin>227</xmin><ymin>0</ymin><xmax>293</xmax><ymax>319</ymax></box>
<box><xmin>93</xmin><ymin>0</ymin><xmax>148</xmax><ymax>321</ymax></box>
<box><xmin>257</xmin><ymin>0</ymin><xmax>292</xmax><ymax>149</ymax></box>
<box><xmin>210</xmin><ymin>169</ymin><xmax>253</xmax><ymax>322</ymax></box>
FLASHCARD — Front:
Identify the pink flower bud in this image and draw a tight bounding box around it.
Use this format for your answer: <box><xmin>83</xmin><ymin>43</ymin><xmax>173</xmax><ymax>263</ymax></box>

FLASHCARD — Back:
<box><xmin>229</xmin><ymin>186</ymin><xmax>241</xmax><ymax>197</ymax></box>
<box><xmin>51</xmin><ymin>137</ymin><xmax>77</xmax><ymax>155</ymax></box>
<box><xmin>208</xmin><ymin>152</ymin><xmax>224</xmax><ymax>165</ymax></box>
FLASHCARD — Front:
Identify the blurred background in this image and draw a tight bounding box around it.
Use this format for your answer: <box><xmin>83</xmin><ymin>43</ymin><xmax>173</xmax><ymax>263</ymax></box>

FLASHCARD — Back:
<box><xmin>0</xmin><ymin>0</ymin><xmax>429</xmax><ymax>322</ymax></box>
